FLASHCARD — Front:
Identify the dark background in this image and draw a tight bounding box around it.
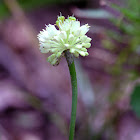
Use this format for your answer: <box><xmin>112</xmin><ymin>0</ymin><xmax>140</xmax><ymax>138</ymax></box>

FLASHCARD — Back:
<box><xmin>0</xmin><ymin>0</ymin><xmax>140</xmax><ymax>140</ymax></box>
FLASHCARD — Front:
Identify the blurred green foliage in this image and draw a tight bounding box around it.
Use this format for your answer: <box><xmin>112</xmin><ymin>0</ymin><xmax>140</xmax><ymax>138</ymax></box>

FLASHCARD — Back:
<box><xmin>0</xmin><ymin>0</ymin><xmax>82</xmax><ymax>19</ymax></box>
<box><xmin>0</xmin><ymin>1</ymin><xmax>8</xmax><ymax>19</ymax></box>
<box><xmin>0</xmin><ymin>0</ymin><xmax>64</xmax><ymax>19</ymax></box>
<box><xmin>103</xmin><ymin>0</ymin><xmax>140</xmax><ymax>118</ymax></box>
<box><xmin>104</xmin><ymin>0</ymin><xmax>140</xmax><ymax>78</ymax></box>
<box><xmin>130</xmin><ymin>85</ymin><xmax>140</xmax><ymax>118</ymax></box>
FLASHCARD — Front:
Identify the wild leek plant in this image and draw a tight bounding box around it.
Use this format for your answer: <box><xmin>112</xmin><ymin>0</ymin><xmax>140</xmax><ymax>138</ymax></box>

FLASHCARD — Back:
<box><xmin>38</xmin><ymin>14</ymin><xmax>91</xmax><ymax>140</ymax></box>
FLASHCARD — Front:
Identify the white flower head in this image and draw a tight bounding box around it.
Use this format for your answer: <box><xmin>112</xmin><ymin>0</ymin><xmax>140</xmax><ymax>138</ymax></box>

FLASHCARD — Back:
<box><xmin>37</xmin><ymin>14</ymin><xmax>92</xmax><ymax>65</ymax></box>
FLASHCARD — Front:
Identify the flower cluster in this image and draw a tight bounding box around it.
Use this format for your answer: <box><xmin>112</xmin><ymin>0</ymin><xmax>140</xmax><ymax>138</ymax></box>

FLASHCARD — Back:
<box><xmin>37</xmin><ymin>14</ymin><xmax>91</xmax><ymax>65</ymax></box>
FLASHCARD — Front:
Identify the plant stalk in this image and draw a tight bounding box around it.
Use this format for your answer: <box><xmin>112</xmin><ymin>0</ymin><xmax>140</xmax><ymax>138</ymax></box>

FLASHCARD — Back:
<box><xmin>65</xmin><ymin>50</ymin><xmax>78</xmax><ymax>140</ymax></box>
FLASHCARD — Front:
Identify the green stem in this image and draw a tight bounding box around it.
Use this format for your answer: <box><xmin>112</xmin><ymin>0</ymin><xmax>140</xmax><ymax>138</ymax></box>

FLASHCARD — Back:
<box><xmin>65</xmin><ymin>50</ymin><xmax>78</xmax><ymax>140</ymax></box>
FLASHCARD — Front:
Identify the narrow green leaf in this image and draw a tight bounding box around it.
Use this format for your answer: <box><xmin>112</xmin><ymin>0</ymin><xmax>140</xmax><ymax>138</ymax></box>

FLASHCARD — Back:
<box><xmin>130</xmin><ymin>85</ymin><xmax>140</xmax><ymax>118</ymax></box>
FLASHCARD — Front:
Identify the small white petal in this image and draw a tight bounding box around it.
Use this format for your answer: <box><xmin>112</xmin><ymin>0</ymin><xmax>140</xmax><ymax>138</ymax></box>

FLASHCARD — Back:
<box><xmin>47</xmin><ymin>54</ymin><xmax>56</xmax><ymax>62</ymax></box>
<box><xmin>51</xmin><ymin>48</ymin><xmax>59</xmax><ymax>53</ymax></box>
<box><xmin>81</xmin><ymin>48</ymin><xmax>87</xmax><ymax>52</ymax></box>
<box><xmin>47</xmin><ymin>24</ymin><xmax>59</xmax><ymax>37</ymax></box>
<box><xmin>73</xmin><ymin>52</ymin><xmax>79</xmax><ymax>57</ymax></box>
<box><xmin>69</xmin><ymin>34</ymin><xmax>74</xmax><ymax>42</ymax></box>
<box><xmin>75</xmin><ymin>45</ymin><xmax>82</xmax><ymax>49</ymax></box>
<box><xmin>70</xmin><ymin>48</ymin><xmax>76</xmax><ymax>53</ymax></box>
<box><xmin>59</xmin><ymin>31</ymin><xmax>67</xmax><ymax>40</ymax></box>
<box><xmin>65</xmin><ymin>44</ymin><xmax>70</xmax><ymax>48</ymax></box>
<box><xmin>80</xmin><ymin>36</ymin><xmax>88</xmax><ymax>42</ymax></box>
<box><xmin>85</xmin><ymin>52</ymin><xmax>89</xmax><ymax>56</ymax></box>
<box><xmin>75</xmin><ymin>29</ymin><xmax>81</xmax><ymax>36</ymax></box>
<box><xmin>71</xmin><ymin>21</ymin><xmax>80</xmax><ymax>34</ymax></box>
<box><xmin>85</xmin><ymin>37</ymin><xmax>92</xmax><ymax>43</ymax></box>
<box><xmin>56</xmin><ymin>52</ymin><xmax>62</xmax><ymax>57</ymax></box>
<box><xmin>79</xmin><ymin>24</ymin><xmax>89</xmax><ymax>35</ymax></box>
<box><xmin>79</xmin><ymin>51</ymin><xmax>86</xmax><ymax>56</ymax></box>
<box><xmin>83</xmin><ymin>43</ymin><xmax>91</xmax><ymax>48</ymax></box>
